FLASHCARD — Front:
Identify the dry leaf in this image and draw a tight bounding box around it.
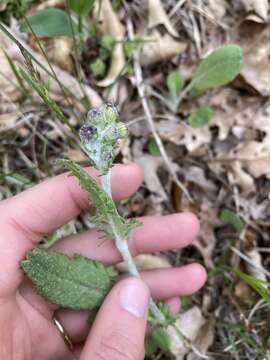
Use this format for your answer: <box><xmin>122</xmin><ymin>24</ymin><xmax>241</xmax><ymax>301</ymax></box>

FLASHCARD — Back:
<box><xmin>194</xmin><ymin>199</ymin><xmax>218</xmax><ymax>268</ymax></box>
<box><xmin>140</xmin><ymin>30</ymin><xmax>187</xmax><ymax>66</ymax></box>
<box><xmin>0</xmin><ymin>112</ymin><xmax>20</xmax><ymax>131</ymax></box>
<box><xmin>228</xmin><ymin>163</ymin><xmax>255</xmax><ymax>193</ymax></box>
<box><xmin>187</xmin><ymin>318</ymin><xmax>215</xmax><ymax>360</ymax></box>
<box><xmin>29</xmin><ymin>36</ymin><xmax>73</xmax><ymax>72</ymax></box>
<box><xmin>241</xmin><ymin>27</ymin><xmax>270</xmax><ymax>96</ymax></box>
<box><xmin>46</xmin><ymin>38</ymin><xmax>73</xmax><ymax>72</ymax></box>
<box><xmin>136</xmin><ymin>154</ymin><xmax>168</xmax><ymax>202</ymax></box>
<box><xmin>93</xmin><ymin>0</ymin><xmax>125</xmax><ymax>87</ymax></box>
<box><xmin>185</xmin><ymin>166</ymin><xmax>217</xmax><ymax>194</ymax></box>
<box><xmin>167</xmin><ymin>306</ymin><xmax>206</xmax><ymax>359</ymax></box>
<box><xmin>242</xmin><ymin>0</ymin><xmax>269</xmax><ymax>22</ymax></box>
<box><xmin>234</xmin><ymin>280</ymin><xmax>254</xmax><ymax>305</ymax></box>
<box><xmin>208</xmin><ymin>0</ymin><xmax>227</xmax><ymax>21</ymax></box>
<box><xmin>229</xmin><ymin>141</ymin><xmax>270</xmax><ymax>179</ymax></box>
<box><xmin>245</xmin><ymin>247</ymin><xmax>267</xmax><ymax>282</ymax></box>
<box><xmin>156</xmin><ymin>117</ymin><xmax>211</xmax><ymax>153</ymax></box>
<box><xmin>116</xmin><ymin>254</ymin><xmax>171</xmax><ymax>272</ymax></box>
<box><xmin>148</xmin><ymin>0</ymin><xmax>178</xmax><ymax>37</ymax></box>
<box><xmin>48</xmin><ymin>37</ymin><xmax>73</xmax><ymax>72</ymax></box>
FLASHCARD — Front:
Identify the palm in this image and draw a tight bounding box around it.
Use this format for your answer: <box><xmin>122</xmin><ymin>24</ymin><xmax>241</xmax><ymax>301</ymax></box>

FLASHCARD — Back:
<box><xmin>0</xmin><ymin>164</ymin><xmax>206</xmax><ymax>359</ymax></box>
<box><xmin>1</xmin><ymin>292</ymin><xmax>73</xmax><ymax>360</ymax></box>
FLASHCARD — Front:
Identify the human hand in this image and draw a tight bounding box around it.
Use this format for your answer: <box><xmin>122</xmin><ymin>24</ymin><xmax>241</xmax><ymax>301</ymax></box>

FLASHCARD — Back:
<box><xmin>0</xmin><ymin>163</ymin><xmax>206</xmax><ymax>360</ymax></box>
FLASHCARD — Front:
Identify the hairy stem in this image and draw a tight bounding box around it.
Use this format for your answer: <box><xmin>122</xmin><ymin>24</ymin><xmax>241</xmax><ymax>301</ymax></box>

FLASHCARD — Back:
<box><xmin>101</xmin><ymin>170</ymin><xmax>112</xmax><ymax>197</ymax></box>
<box><xmin>101</xmin><ymin>172</ymin><xmax>166</xmax><ymax>322</ymax></box>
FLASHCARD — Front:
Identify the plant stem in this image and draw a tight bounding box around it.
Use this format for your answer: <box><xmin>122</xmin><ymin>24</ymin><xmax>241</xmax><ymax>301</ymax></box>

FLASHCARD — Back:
<box><xmin>101</xmin><ymin>170</ymin><xmax>112</xmax><ymax>197</ymax></box>
<box><xmin>101</xmin><ymin>172</ymin><xmax>166</xmax><ymax>322</ymax></box>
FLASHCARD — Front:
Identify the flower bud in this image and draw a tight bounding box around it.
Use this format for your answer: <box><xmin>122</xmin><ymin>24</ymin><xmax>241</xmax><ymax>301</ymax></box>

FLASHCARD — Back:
<box><xmin>79</xmin><ymin>124</ymin><xmax>97</xmax><ymax>142</ymax></box>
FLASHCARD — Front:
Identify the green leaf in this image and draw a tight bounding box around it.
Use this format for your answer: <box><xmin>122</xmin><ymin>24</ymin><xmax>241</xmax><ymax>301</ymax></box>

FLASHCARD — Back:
<box><xmin>144</xmin><ymin>335</ymin><xmax>158</xmax><ymax>356</ymax></box>
<box><xmin>188</xmin><ymin>106</ymin><xmax>214</xmax><ymax>128</ymax></box>
<box><xmin>60</xmin><ymin>159</ymin><xmax>141</xmax><ymax>241</ymax></box>
<box><xmin>21</xmin><ymin>248</ymin><xmax>118</xmax><ymax>310</ymax></box>
<box><xmin>124</xmin><ymin>37</ymin><xmax>144</xmax><ymax>58</ymax></box>
<box><xmin>181</xmin><ymin>295</ymin><xmax>193</xmax><ymax>310</ymax></box>
<box><xmin>20</xmin><ymin>8</ymin><xmax>80</xmax><ymax>37</ymax></box>
<box><xmin>147</xmin><ymin>139</ymin><xmax>161</xmax><ymax>156</ymax></box>
<box><xmin>189</xmin><ymin>44</ymin><xmax>242</xmax><ymax>96</ymax></box>
<box><xmin>148</xmin><ymin>301</ymin><xmax>176</xmax><ymax>327</ymax></box>
<box><xmin>166</xmin><ymin>71</ymin><xmax>184</xmax><ymax>98</ymax></box>
<box><xmin>90</xmin><ymin>58</ymin><xmax>106</xmax><ymax>78</ymax></box>
<box><xmin>220</xmin><ymin>209</ymin><xmax>244</xmax><ymax>232</ymax></box>
<box><xmin>67</xmin><ymin>0</ymin><xmax>95</xmax><ymax>16</ymax></box>
<box><xmin>101</xmin><ymin>35</ymin><xmax>114</xmax><ymax>51</ymax></box>
<box><xmin>152</xmin><ymin>328</ymin><xmax>171</xmax><ymax>352</ymax></box>
<box><xmin>145</xmin><ymin>328</ymin><xmax>171</xmax><ymax>356</ymax></box>
<box><xmin>235</xmin><ymin>270</ymin><xmax>270</xmax><ymax>306</ymax></box>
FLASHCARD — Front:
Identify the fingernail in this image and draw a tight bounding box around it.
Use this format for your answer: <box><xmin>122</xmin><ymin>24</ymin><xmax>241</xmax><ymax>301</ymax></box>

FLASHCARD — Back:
<box><xmin>119</xmin><ymin>279</ymin><xmax>150</xmax><ymax>318</ymax></box>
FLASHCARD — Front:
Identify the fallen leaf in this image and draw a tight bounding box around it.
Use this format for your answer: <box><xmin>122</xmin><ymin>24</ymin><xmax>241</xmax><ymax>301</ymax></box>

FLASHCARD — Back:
<box><xmin>28</xmin><ymin>35</ymin><xmax>73</xmax><ymax>72</ymax></box>
<box><xmin>167</xmin><ymin>306</ymin><xmax>208</xmax><ymax>359</ymax></box>
<box><xmin>242</xmin><ymin>0</ymin><xmax>269</xmax><ymax>22</ymax></box>
<box><xmin>116</xmin><ymin>254</ymin><xmax>171</xmax><ymax>272</ymax></box>
<box><xmin>156</xmin><ymin>117</ymin><xmax>211</xmax><ymax>153</ymax></box>
<box><xmin>240</xmin><ymin>26</ymin><xmax>270</xmax><ymax>96</ymax></box>
<box><xmin>229</xmin><ymin>141</ymin><xmax>270</xmax><ymax>179</ymax></box>
<box><xmin>140</xmin><ymin>30</ymin><xmax>187</xmax><ymax>66</ymax></box>
<box><xmin>187</xmin><ymin>317</ymin><xmax>215</xmax><ymax>360</ymax></box>
<box><xmin>136</xmin><ymin>154</ymin><xmax>167</xmax><ymax>202</ymax></box>
<box><xmin>0</xmin><ymin>112</ymin><xmax>20</xmax><ymax>132</ymax></box>
<box><xmin>93</xmin><ymin>0</ymin><xmax>125</xmax><ymax>87</ymax></box>
<box><xmin>194</xmin><ymin>199</ymin><xmax>218</xmax><ymax>268</ymax></box>
<box><xmin>148</xmin><ymin>0</ymin><xmax>178</xmax><ymax>37</ymax></box>
<box><xmin>208</xmin><ymin>0</ymin><xmax>227</xmax><ymax>21</ymax></box>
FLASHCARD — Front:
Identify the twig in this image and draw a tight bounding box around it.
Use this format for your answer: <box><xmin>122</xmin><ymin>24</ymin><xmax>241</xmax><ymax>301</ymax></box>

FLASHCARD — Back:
<box><xmin>169</xmin><ymin>0</ymin><xmax>187</xmax><ymax>18</ymax></box>
<box><xmin>126</xmin><ymin>18</ymin><xmax>193</xmax><ymax>203</ymax></box>
<box><xmin>231</xmin><ymin>246</ymin><xmax>270</xmax><ymax>278</ymax></box>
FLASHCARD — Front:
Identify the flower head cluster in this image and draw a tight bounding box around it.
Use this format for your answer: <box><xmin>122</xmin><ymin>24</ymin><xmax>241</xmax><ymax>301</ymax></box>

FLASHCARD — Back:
<box><xmin>79</xmin><ymin>103</ymin><xmax>128</xmax><ymax>174</ymax></box>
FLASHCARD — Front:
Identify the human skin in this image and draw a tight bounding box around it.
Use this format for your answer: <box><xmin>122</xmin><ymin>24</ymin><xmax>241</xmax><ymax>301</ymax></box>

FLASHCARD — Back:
<box><xmin>0</xmin><ymin>163</ymin><xmax>206</xmax><ymax>359</ymax></box>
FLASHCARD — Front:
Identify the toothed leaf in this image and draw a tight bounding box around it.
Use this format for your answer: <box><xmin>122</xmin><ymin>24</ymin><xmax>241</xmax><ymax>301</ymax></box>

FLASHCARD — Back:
<box><xmin>60</xmin><ymin>159</ymin><xmax>140</xmax><ymax>241</ymax></box>
<box><xmin>21</xmin><ymin>248</ymin><xmax>118</xmax><ymax>310</ymax></box>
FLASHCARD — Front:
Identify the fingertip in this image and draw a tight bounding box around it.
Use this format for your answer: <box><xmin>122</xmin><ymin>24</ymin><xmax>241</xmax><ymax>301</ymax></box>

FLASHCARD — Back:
<box><xmin>172</xmin><ymin>212</ymin><xmax>200</xmax><ymax>247</ymax></box>
<box><xmin>180</xmin><ymin>212</ymin><xmax>200</xmax><ymax>237</ymax></box>
<box><xmin>192</xmin><ymin>263</ymin><xmax>207</xmax><ymax>287</ymax></box>
<box><xmin>111</xmin><ymin>163</ymin><xmax>144</xmax><ymax>200</ymax></box>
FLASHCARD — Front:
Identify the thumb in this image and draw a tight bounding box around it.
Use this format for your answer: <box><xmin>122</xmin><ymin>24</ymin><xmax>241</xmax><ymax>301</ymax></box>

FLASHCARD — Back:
<box><xmin>80</xmin><ymin>277</ymin><xmax>150</xmax><ymax>360</ymax></box>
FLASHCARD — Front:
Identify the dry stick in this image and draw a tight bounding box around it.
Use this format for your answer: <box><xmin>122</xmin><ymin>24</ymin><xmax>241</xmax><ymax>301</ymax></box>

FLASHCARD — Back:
<box><xmin>126</xmin><ymin>18</ymin><xmax>193</xmax><ymax>203</ymax></box>
<box><xmin>231</xmin><ymin>246</ymin><xmax>270</xmax><ymax>278</ymax></box>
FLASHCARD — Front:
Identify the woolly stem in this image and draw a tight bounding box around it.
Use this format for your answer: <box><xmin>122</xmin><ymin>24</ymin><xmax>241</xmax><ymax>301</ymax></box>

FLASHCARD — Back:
<box><xmin>101</xmin><ymin>172</ymin><xmax>166</xmax><ymax>323</ymax></box>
